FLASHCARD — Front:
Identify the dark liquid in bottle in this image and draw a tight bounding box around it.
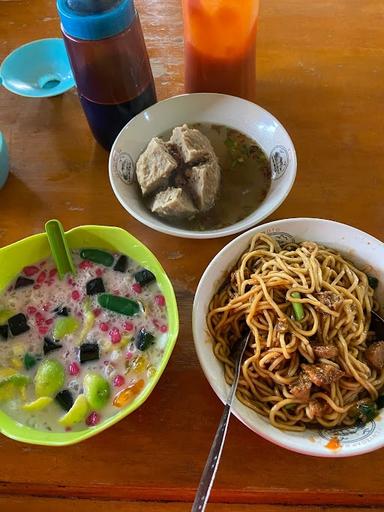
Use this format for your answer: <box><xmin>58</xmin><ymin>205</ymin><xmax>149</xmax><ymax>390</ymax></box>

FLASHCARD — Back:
<box><xmin>80</xmin><ymin>82</ymin><xmax>156</xmax><ymax>150</ymax></box>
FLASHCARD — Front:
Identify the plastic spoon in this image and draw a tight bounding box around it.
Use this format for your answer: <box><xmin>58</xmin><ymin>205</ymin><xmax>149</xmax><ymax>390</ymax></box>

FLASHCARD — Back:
<box><xmin>45</xmin><ymin>219</ymin><xmax>75</xmax><ymax>279</ymax></box>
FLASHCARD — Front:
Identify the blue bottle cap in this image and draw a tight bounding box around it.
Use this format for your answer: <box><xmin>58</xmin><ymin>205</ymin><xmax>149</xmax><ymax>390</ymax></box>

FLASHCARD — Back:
<box><xmin>57</xmin><ymin>0</ymin><xmax>135</xmax><ymax>40</ymax></box>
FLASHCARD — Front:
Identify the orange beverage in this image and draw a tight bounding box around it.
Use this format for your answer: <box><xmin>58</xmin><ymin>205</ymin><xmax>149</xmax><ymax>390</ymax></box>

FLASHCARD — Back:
<box><xmin>182</xmin><ymin>0</ymin><xmax>260</xmax><ymax>102</ymax></box>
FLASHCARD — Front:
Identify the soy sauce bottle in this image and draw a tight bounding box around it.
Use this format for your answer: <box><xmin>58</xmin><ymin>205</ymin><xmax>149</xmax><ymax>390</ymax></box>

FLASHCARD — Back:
<box><xmin>57</xmin><ymin>0</ymin><xmax>156</xmax><ymax>150</ymax></box>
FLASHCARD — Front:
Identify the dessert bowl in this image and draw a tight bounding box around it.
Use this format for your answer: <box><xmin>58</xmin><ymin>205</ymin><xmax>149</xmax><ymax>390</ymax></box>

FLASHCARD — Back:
<box><xmin>0</xmin><ymin>225</ymin><xmax>178</xmax><ymax>446</ymax></box>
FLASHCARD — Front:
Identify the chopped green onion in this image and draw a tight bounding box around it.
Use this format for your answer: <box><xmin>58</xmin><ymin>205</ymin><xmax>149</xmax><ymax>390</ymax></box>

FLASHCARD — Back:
<box><xmin>368</xmin><ymin>275</ymin><xmax>379</xmax><ymax>289</ymax></box>
<box><xmin>352</xmin><ymin>401</ymin><xmax>378</xmax><ymax>423</ymax></box>
<box><xmin>291</xmin><ymin>292</ymin><xmax>304</xmax><ymax>321</ymax></box>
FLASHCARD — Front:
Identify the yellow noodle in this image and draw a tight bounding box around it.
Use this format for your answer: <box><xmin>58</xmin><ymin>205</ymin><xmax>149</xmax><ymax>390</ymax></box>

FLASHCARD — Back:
<box><xmin>207</xmin><ymin>233</ymin><xmax>383</xmax><ymax>430</ymax></box>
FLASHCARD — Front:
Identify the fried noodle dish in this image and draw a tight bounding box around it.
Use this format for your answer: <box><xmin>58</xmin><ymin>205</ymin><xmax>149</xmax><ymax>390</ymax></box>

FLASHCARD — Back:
<box><xmin>208</xmin><ymin>233</ymin><xmax>384</xmax><ymax>431</ymax></box>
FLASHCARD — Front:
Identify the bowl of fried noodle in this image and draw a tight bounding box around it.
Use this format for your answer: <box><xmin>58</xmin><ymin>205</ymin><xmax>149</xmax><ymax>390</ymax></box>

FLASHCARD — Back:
<box><xmin>193</xmin><ymin>218</ymin><xmax>384</xmax><ymax>456</ymax></box>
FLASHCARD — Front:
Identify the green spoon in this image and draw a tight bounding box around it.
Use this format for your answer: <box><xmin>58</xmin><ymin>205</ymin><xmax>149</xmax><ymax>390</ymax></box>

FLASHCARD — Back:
<box><xmin>45</xmin><ymin>219</ymin><xmax>75</xmax><ymax>279</ymax></box>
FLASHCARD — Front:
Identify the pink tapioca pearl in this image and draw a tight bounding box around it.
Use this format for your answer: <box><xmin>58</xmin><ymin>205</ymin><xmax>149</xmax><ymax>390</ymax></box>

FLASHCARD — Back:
<box><xmin>45</xmin><ymin>318</ymin><xmax>54</xmax><ymax>325</ymax></box>
<box><xmin>124</xmin><ymin>321</ymin><xmax>133</xmax><ymax>332</ymax></box>
<box><xmin>47</xmin><ymin>280</ymin><xmax>54</xmax><ymax>286</ymax></box>
<box><xmin>71</xmin><ymin>290</ymin><xmax>81</xmax><ymax>301</ymax></box>
<box><xmin>23</xmin><ymin>265</ymin><xmax>39</xmax><ymax>276</ymax></box>
<box><xmin>49</xmin><ymin>268</ymin><xmax>58</xmax><ymax>278</ymax></box>
<box><xmin>67</xmin><ymin>277</ymin><xmax>74</xmax><ymax>286</ymax></box>
<box><xmin>152</xmin><ymin>319</ymin><xmax>160</xmax><ymax>329</ymax></box>
<box><xmin>93</xmin><ymin>308</ymin><xmax>102</xmax><ymax>317</ymax></box>
<box><xmin>132</xmin><ymin>283</ymin><xmax>142</xmax><ymax>294</ymax></box>
<box><xmin>38</xmin><ymin>325</ymin><xmax>49</xmax><ymax>335</ymax></box>
<box><xmin>109</xmin><ymin>327</ymin><xmax>121</xmax><ymax>344</ymax></box>
<box><xmin>27</xmin><ymin>306</ymin><xmax>37</xmax><ymax>315</ymax></box>
<box><xmin>69</xmin><ymin>362</ymin><xmax>80</xmax><ymax>376</ymax></box>
<box><xmin>79</xmin><ymin>260</ymin><xmax>93</xmax><ymax>270</ymax></box>
<box><xmin>113</xmin><ymin>375</ymin><xmax>125</xmax><ymax>387</ymax></box>
<box><xmin>37</xmin><ymin>271</ymin><xmax>47</xmax><ymax>284</ymax></box>
<box><xmin>95</xmin><ymin>268</ymin><xmax>103</xmax><ymax>277</ymax></box>
<box><xmin>100</xmin><ymin>322</ymin><xmax>109</xmax><ymax>332</ymax></box>
<box><xmin>155</xmin><ymin>295</ymin><xmax>166</xmax><ymax>307</ymax></box>
<box><xmin>160</xmin><ymin>324</ymin><xmax>168</xmax><ymax>333</ymax></box>
<box><xmin>86</xmin><ymin>412</ymin><xmax>101</xmax><ymax>426</ymax></box>
<box><xmin>35</xmin><ymin>312</ymin><xmax>45</xmax><ymax>326</ymax></box>
<box><xmin>33</xmin><ymin>284</ymin><xmax>41</xmax><ymax>290</ymax></box>
<box><xmin>126</xmin><ymin>351</ymin><xmax>133</xmax><ymax>361</ymax></box>
<box><xmin>42</xmin><ymin>302</ymin><xmax>51</xmax><ymax>312</ymax></box>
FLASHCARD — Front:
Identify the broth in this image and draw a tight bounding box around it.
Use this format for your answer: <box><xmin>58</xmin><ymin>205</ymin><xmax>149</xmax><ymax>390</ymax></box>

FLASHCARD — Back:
<box><xmin>141</xmin><ymin>123</ymin><xmax>271</xmax><ymax>231</ymax></box>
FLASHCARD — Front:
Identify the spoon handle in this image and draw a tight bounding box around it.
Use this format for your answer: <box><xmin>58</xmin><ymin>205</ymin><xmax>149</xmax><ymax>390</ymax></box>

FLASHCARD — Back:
<box><xmin>191</xmin><ymin>331</ymin><xmax>250</xmax><ymax>512</ymax></box>
<box><xmin>45</xmin><ymin>219</ymin><xmax>76</xmax><ymax>279</ymax></box>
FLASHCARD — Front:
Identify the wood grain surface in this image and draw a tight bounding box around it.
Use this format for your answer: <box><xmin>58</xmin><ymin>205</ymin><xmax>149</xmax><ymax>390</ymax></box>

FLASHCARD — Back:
<box><xmin>1</xmin><ymin>0</ymin><xmax>384</xmax><ymax>510</ymax></box>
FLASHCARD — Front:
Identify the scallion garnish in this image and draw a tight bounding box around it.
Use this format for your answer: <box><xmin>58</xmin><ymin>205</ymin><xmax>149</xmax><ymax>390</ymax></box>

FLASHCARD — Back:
<box><xmin>291</xmin><ymin>291</ymin><xmax>304</xmax><ymax>321</ymax></box>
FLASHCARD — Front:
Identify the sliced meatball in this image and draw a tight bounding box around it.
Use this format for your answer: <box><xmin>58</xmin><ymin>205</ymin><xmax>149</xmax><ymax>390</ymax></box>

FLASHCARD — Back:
<box><xmin>289</xmin><ymin>372</ymin><xmax>312</xmax><ymax>401</ymax></box>
<box><xmin>307</xmin><ymin>399</ymin><xmax>324</xmax><ymax>419</ymax></box>
<box><xmin>302</xmin><ymin>363</ymin><xmax>344</xmax><ymax>388</ymax></box>
<box><xmin>136</xmin><ymin>138</ymin><xmax>178</xmax><ymax>196</ymax></box>
<box><xmin>151</xmin><ymin>187</ymin><xmax>197</xmax><ymax>218</ymax></box>
<box><xmin>186</xmin><ymin>159</ymin><xmax>221</xmax><ymax>212</ymax></box>
<box><xmin>170</xmin><ymin>124</ymin><xmax>215</xmax><ymax>164</ymax></box>
<box><xmin>314</xmin><ymin>291</ymin><xmax>342</xmax><ymax>310</ymax></box>
<box><xmin>365</xmin><ymin>341</ymin><xmax>384</xmax><ymax>370</ymax></box>
<box><xmin>313</xmin><ymin>345</ymin><xmax>339</xmax><ymax>360</ymax></box>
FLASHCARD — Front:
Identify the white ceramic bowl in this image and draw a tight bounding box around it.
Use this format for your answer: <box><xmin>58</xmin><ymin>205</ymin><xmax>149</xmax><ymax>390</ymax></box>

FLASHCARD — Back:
<box><xmin>193</xmin><ymin>218</ymin><xmax>384</xmax><ymax>457</ymax></box>
<box><xmin>109</xmin><ymin>93</ymin><xmax>297</xmax><ymax>239</ymax></box>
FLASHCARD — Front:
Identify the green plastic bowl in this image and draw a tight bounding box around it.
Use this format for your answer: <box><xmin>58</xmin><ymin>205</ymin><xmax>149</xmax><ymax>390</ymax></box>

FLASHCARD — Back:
<box><xmin>0</xmin><ymin>225</ymin><xmax>179</xmax><ymax>446</ymax></box>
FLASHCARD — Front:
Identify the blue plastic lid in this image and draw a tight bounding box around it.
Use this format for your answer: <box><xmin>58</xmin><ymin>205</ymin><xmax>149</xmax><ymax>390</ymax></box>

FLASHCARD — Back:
<box><xmin>57</xmin><ymin>0</ymin><xmax>135</xmax><ymax>40</ymax></box>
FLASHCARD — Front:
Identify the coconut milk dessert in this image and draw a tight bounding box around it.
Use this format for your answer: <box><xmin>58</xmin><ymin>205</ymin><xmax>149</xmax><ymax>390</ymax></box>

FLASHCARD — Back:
<box><xmin>0</xmin><ymin>249</ymin><xmax>168</xmax><ymax>432</ymax></box>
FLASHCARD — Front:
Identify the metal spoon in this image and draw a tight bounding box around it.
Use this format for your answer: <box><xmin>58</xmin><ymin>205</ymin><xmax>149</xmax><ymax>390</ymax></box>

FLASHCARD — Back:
<box><xmin>191</xmin><ymin>330</ymin><xmax>251</xmax><ymax>512</ymax></box>
<box><xmin>371</xmin><ymin>310</ymin><xmax>384</xmax><ymax>338</ymax></box>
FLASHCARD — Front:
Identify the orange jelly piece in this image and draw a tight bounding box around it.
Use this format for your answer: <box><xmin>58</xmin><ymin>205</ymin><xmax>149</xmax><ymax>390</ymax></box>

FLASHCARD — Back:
<box><xmin>113</xmin><ymin>379</ymin><xmax>145</xmax><ymax>408</ymax></box>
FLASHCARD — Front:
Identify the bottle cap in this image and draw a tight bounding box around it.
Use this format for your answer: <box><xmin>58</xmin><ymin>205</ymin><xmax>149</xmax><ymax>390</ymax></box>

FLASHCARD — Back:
<box><xmin>57</xmin><ymin>0</ymin><xmax>135</xmax><ymax>40</ymax></box>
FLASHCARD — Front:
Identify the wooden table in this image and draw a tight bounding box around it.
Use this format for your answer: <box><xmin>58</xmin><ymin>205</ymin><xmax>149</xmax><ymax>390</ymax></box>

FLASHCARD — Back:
<box><xmin>1</xmin><ymin>0</ymin><xmax>384</xmax><ymax>510</ymax></box>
